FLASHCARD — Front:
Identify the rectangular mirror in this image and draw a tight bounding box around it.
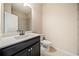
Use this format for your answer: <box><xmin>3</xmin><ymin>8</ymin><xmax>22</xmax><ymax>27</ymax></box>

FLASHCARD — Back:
<box><xmin>4</xmin><ymin>3</ymin><xmax>32</xmax><ymax>33</ymax></box>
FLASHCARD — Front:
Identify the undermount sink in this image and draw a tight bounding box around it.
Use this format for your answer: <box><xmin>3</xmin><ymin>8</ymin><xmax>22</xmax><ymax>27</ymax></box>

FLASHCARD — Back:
<box><xmin>14</xmin><ymin>33</ymin><xmax>34</xmax><ymax>39</ymax></box>
<box><xmin>14</xmin><ymin>35</ymin><xmax>28</xmax><ymax>39</ymax></box>
<box><xmin>13</xmin><ymin>33</ymin><xmax>39</xmax><ymax>40</ymax></box>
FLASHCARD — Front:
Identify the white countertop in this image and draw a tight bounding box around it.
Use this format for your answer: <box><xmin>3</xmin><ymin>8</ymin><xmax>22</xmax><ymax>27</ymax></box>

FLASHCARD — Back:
<box><xmin>0</xmin><ymin>33</ymin><xmax>40</xmax><ymax>49</ymax></box>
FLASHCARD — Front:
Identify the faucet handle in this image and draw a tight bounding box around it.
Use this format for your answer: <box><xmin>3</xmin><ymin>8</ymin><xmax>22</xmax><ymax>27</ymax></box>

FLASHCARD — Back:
<box><xmin>17</xmin><ymin>30</ymin><xmax>21</xmax><ymax>32</ymax></box>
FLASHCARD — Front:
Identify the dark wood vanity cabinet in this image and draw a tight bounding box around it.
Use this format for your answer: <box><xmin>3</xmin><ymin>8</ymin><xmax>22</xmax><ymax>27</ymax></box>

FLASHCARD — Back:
<box><xmin>15</xmin><ymin>42</ymin><xmax>40</xmax><ymax>56</ymax></box>
<box><xmin>0</xmin><ymin>36</ymin><xmax>40</xmax><ymax>56</ymax></box>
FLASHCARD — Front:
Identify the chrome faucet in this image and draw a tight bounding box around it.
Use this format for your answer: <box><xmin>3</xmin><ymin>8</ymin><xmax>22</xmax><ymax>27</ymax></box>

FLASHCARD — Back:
<box><xmin>17</xmin><ymin>30</ymin><xmax>25</xmax><ymax>35</ymax></box>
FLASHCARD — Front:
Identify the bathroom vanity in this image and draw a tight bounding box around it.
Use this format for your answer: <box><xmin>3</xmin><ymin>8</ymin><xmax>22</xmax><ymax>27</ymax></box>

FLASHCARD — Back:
<box><xmin>0</xmin><ymin>33</ymin><xmax>40</xmax><ymax>56</ymax></box>
<box><xmin>0</xmin><ymin>3</ymin><xmax>40</xmax><ymax>56</ymax></box>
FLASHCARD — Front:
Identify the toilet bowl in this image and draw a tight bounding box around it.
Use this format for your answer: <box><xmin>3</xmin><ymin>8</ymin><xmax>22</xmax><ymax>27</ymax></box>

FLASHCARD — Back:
<box><xmin>41</xmin><ymin>40</ymin><xmax>56</xmax><ymax>56</ymax></box>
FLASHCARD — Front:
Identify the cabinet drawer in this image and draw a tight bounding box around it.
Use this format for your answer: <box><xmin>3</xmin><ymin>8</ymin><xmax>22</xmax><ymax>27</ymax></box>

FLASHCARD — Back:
<box><xmin>0</xmin><ymin>36</ymin><xmax>40</xmax><ymax>56</ymax></box>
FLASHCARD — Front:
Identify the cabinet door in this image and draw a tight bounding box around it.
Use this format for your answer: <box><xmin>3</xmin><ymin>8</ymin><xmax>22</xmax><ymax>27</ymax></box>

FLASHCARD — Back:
<box><xmin>14</xmin><ymin>49</ymin><xmax>28</xmax><ymax>56</ymax></box>
<box><xmin>31</xmin><ymin>42</ymin><xmax>40</xmax><ymax>56</ymax></box>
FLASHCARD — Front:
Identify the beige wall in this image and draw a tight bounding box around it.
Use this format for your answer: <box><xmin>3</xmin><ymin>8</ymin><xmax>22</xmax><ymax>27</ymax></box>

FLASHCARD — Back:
<box><xmin>42</xmin><ymin>4</ymin><xmax>78</xmax><ymax>55</ymax></box>
<box><xmin>0</xmin><ymin>3</ymin><xmax>1</xmax><ymax>33</ymax></box>
<box><xmin>77</xmin><ymin>4</ymin><xmax>79</xmax><ymax>55</ymax></box>
<box><xmin>31</xmin><ymin>3</ymin><xmax>42</xmax><ymax>34</ymax></box>
<box><xmin>4</xmin><ymin>3</ymin><xmax>11</xmax><ymax>13</ymax></box>
<box><xmin>27</xmin><ymin>12</ymin><xmax>32</xmax><ymax>31</ymax></box>
<box><xmin>0</xmin><ymin>3</ymin><xmax>4</xmax><ymax>35</ymax></box>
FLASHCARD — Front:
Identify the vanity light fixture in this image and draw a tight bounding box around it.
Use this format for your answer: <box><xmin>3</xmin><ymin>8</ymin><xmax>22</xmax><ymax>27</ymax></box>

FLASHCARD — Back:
<box><xmin>24</xmin><ymin>3</ymin><xmax>32</xmax><ymax>8</ymax></box>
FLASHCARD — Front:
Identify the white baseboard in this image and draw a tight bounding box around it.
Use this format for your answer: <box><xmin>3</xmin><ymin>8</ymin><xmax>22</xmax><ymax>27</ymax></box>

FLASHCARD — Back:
<box><xmin>54</xmin><ymin>46</ymin><xmax>77</xmax><ymax>56</ymax></box>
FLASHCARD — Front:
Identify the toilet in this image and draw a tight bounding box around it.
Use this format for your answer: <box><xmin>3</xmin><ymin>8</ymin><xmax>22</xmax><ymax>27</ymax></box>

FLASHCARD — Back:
<box><xmin>41</xmin><ymin>40</ymin><xmax>56</xmax><ymax>56</ymax></box>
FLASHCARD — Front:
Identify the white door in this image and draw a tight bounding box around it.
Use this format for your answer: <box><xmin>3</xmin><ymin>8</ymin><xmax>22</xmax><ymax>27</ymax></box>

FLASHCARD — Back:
<box><xmin>5</xmin><ymin>12</ymin><xmax>18</xmax><ymax>33</ymax></box>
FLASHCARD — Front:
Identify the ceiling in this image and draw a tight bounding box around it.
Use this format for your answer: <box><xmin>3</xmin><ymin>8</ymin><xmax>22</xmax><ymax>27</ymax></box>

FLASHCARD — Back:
<box><xmin>12</xmin><ymin>3</ymin><xmax>31</xmax><ymax>14</ymax></box>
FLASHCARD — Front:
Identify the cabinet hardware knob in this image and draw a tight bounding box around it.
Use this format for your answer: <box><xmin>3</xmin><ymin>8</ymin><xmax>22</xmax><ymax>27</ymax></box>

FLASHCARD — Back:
<box><xmin>28</xmin><ymin>49</ymin><xmax>31</xmax><ymax>51</ymax></box>
<box><xmin>31</xmin><ymin>48</ymin><xmax>32</xmax><ymax>50</ymax></box>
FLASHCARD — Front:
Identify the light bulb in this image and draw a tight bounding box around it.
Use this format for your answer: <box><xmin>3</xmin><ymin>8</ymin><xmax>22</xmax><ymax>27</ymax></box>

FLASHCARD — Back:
<box><xmin>24</xmin><ymin>3</ymin><xmax>32</xmax><ymax>8</ymax></box>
